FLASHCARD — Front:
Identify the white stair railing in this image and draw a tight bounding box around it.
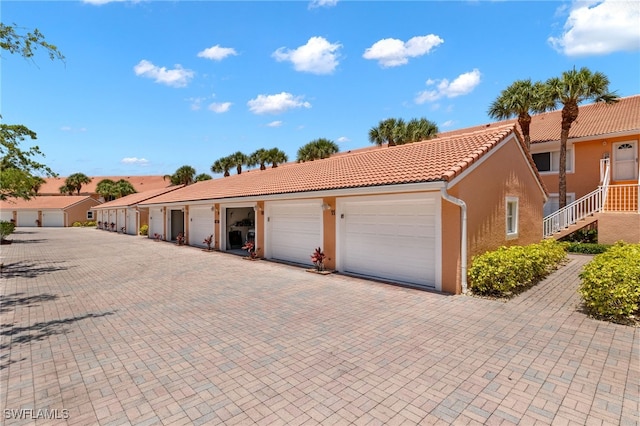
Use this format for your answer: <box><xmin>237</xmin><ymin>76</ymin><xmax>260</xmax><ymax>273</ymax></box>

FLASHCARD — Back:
<box><xmin>543</xmin><ymin>159</ymin><xmax>610</xmax><ymax>238</ymax></box>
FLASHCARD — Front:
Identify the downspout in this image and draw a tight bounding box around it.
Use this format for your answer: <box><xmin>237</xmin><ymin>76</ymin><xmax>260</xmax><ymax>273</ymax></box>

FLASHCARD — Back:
<box><xmin>440</xmin><ymin>186</ymin><xmax>468</xmax><ymax>294</ymax></box>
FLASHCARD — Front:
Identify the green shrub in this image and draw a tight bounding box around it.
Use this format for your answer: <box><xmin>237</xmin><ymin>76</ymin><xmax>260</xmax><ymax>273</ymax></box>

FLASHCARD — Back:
<box><xmin>561</xmin><ymin>227</ymin><xmax>598</xmax><ymax>243</ymax></box>
<box><xmin>72</xmin><ymin>221</ymin><xmax>97</xmax><ymax>227</ymax></box>
<box><xmin>139</xmin><ymin>224</ymin><xmax>149</xmax><ymax>236</ymax></box>
<box><xmin>565</xmin><ymin>242</ymin><xmax>610</xmax><ymax>254</ymax></box>
<box><xmin>0</xmin><ymin>221</ymin><xmax>16</xmax><ymax>240</ymax></box>
<box><xmin>468</xmin><ymin>240</ymin><xmax>567</xmax><ymax>297</ymax></box>
<box><xmin>72</xmin><ymin>221</ymin><xmax>83</xmax><ymax>227</ymax></box>
<box><xmin>579</xmin><ymin>242</ymin><xmax>640</xmax><ymax>324</ymax></box>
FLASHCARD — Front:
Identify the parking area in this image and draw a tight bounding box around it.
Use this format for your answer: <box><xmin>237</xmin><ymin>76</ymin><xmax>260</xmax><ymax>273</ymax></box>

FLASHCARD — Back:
<box><xmin>1</xmin><ymin>228</ymin><xmax>638</xmax><ymax>425</ymax></box>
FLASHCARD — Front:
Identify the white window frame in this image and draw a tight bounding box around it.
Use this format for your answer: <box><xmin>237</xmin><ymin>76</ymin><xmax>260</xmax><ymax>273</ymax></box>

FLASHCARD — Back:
<box><xmin>532</xmin><ymin>149</ymin><xmax>573</xmax><ymax>174</ymax></box>
<box><xmin>87</xmin><ymin>210</ymin><xmax>94</xmax><ymax>220</ymax></box>
<box><xmin>506</xmin><ymin>196</ymin><xmax>519</xmax><ymax>239</ymax></box>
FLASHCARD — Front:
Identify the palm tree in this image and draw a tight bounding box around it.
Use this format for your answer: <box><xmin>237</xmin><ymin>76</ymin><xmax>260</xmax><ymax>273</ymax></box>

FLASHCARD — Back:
<box><xmin>30</xmin><ymin>176</ymin><xmax>46</xmax><ymax>195</ymax></box>
<box><xmin>266</xmin><ymin>148</ymin><xmax>288</xmax><ymax>168</ymax></box>
<box><xmin>487</xmin><ymin>79</ymin><xmax>550</xmax><ymax>150</ymax></box>
<box><xmin>297</xmin><ymin>138</ymin><xmax>339</xmax><ymax>162</ymax></box>
<box><xmin>545</xmin><ymin>67</ymin><xmax>619</xmax><ymax>208</ymax></box>
<box><xmin>368</xmin><ymin>118</ymin><xmax>407</xmax><ymax>146</ymax></box>
<box><xmin>58</xmin><ymin>184</ymin><xmax>74</xmax><ymax>195</ymax></box>
<box><xmin>248</xmin><ymin>148</ymin><xmax>269</xmax><ymax>170</ymax></box>
<box><xmin>211</xmin><ymin>156</ymin><xmax>233</xmax><ymax>177</ymax></box>
<box><xmin>96</xmin><ymin>179</ymin><xmax>116</xmax><ymax>201</ymax></box>
<box><xmin>229</xmin><ymin>151</ymin><xmax>248</xmax><ymax>175</ymax></box>
<box><xmin>195</xmin><ymin>173</ymin><xmax>212</xmax><ymax>181</ymax></box>
<box><xmin>167</xmin><ymin>165</ymin><xmax>196</xmax><ymax>186</ymax></box>
<box><xmin>112</xmin><ymin>179</ymin><xmax>137</xmax><ymax>198</ymax></box>
<box><xmin>65</xmin><ymin>172</ymin><xmax>92</xmax><ymax>195</ymax></box>
<box><xmin>405</xmin><ymin>118</ymin><xmax>439</xmax><ymax>143</ymax></box>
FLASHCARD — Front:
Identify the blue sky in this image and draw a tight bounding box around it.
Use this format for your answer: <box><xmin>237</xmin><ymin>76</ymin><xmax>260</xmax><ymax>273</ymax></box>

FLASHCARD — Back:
<box><xmin>2</xmin><ymin>0</ymin><xmax>639</xmax><ymax>178</ymax></box>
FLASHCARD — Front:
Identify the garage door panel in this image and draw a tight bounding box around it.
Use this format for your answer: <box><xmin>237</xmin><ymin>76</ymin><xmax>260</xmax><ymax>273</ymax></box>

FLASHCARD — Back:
<box><xmin>267</xmin><ymin>202</ymin><xmax>322</xmax><ymax>265</ymax></box>
<box><xmin>189</xmin><ymin>207</ymin><xmax>214</xmax><ymax>248</ymax></box>
<box><xmin>42</xmin><ymin>211</ymin><xmax>64</xmax><ymax>227</ymax></box>
<box><xmin>17</xmin><ymin>211</ymin><xmax>39</xmax><ymax>227</ymax></box>
<box><xmin>149</xmin><ymin>208</ymin><xmax>163</xmax><ymax>238</ymax></box>
<box><xmin>127</xmin><ymin>210</ymin><xmax>137</xmax><ymax>235</ymax></box>
<box><xmin>1</xmin><ymin>211</ymin><xmax>13</xmax><ymax>222</ymax></box>
<box><xmin>341</xmin><ymin>195</ymin><xmax>438</xmax><ymax>288</ymax></box>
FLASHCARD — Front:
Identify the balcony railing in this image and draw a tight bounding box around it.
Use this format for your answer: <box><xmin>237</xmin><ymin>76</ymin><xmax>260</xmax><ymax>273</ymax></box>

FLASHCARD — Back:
<box><xmin>543</xmin><ymin>187</ymin><xmax>604</xmax><ymax>238</ymax></box>
<box><xmin>605</xmin><ymin>184</ymin><xmax>640</xmax><ymax>212</ymax></box>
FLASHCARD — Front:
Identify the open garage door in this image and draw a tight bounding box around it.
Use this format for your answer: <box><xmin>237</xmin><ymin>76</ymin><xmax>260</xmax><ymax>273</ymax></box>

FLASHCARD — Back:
<box><xmin>338</xmin><ymin>194</ymin><xmax>439</xmax><ymax>288</ymax></box>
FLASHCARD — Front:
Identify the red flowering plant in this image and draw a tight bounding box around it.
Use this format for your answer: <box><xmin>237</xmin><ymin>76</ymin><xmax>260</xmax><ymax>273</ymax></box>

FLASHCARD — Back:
<box><xmin>203</xmin><ymin>235</ymin><xmax>213</xmax><ymax>251</ymax></box>
<box><xmin>310</xmin><ymin>247</ymin><xmax>325</xmax><ymax>271</ymax></box>
<box><xmin>176</xmin><ymin>232</ymin><xmax>186</xmax><ymax>246</ymax></box>
<box><xmin>242</xmin><ymin>241</ymin><xmax>257</xmax><ymax>259</ymax></box>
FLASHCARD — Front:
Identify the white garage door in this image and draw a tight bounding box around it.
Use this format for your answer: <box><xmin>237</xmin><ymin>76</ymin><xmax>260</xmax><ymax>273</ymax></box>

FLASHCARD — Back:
<box><xmin>189</xmin><ymin>206</ymin><xmax>214</xmax><ymax>248</ymax></box>
<box><xmin>127</xmin><ymin>209</ymin><xmax>137</xmax><ymax>235</ymax></box>
<box><xmin>339</xmin><ymin>194</ymin><xmax>439</xmax><ymax>288</ymax></box>
<box><xmin>1</xmin><ymin>210</ymin><xmax>14</xmax><ymax>222</ymax></box>
<box><xmin>149</xmin><ymin>208</ymin><xmax>164</xmax><ymax>239</ymax></box>
<box><xmin>42</xmin><ymin>211</ymin><xmax>64</xmax><ymax>227</ymax></box>
<box><xmin>17</xmin><ymin>210</ymin><xmax>39</xmax><ymax>227</ymax></box>
<box><xmin>266</xmin><ymin>200</ymin><xmax>322</xmax><ymax>266</ymax></box>
<box><xmin>117</xmin><ymin>209</ymin><xmax>126</xmax><ymax>232</ymax></box>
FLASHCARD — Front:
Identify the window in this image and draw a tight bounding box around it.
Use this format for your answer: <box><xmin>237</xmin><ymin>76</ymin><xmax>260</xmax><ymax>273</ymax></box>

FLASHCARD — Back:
<box><xmin>532</xmin><ymin>149</ymin><xmax>573</xmax><ymax>173</ymax></box>
<box><xmin>543</xmin><ymin>194</ymin><xmax>576</xmax><ymax>217</ymax></box>
<box><xmin>506</xmin><ymin>197</ymin><xmax>518</xmax><ymax>238</ymax></box>
<box><xmin>87</xmin><ymin>211</ymin><xmax>94</xmax><ymax>220</ymax></box>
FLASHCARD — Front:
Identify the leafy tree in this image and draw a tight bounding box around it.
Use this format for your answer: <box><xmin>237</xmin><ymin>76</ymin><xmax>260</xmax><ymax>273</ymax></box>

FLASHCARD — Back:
<box><xmin>545</xmin><ymin>67</ymin><xmax>619</xmax><ymax>208</ymax></box>
<box><xmin>488</xmin><ymin>79</ymin><xmax>550</xmax><ymax>150</ymax></box>
<box><xmin>266</xmin><ymin>148</ymin><xmax>288</xmax><ymax>168</ymax></box>
<box><xmin>195</xmin><ymin>173</ymin><xmax>212</xmax><ymax>181</ymax></box>
<box><xmin>164</xmin><ymin>165</ymin><xmax>196</xmax><ymax>186</ymax></box>
<box><xmin>65</xmin><ymin>172</ymin><xmax>92</xmax><ymax>195</ymax></box>
<box><xmin>1</xmin><ymin>23</ymin><xmax>64</xmax><ymax>200</ymax></box>
<box><xmin>297</xmin><ymin>138</ymin><xmax>339</xmax><ymax>162</ymax></box>
<box><xmin>229</xmin><ymin>151</ymin><xmax>248</xmax><ymax>175</ymax></box>
<box><xmin>211</xmin><ymin>156</ymin><xmax>233</xmax><ymax>177</ymax></box>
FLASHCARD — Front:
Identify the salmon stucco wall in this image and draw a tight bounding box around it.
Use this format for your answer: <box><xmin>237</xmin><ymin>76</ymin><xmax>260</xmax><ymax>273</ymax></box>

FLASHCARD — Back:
<box><xmin>597</xmin><ymin>213</ymin><xmax>640</xmax><ymax>244</ymax></box>
<box><xmin>255</xmin><ymin>201</ymin><xmax>265</xmax><ymax>258</ymax></box>
<box><xmin>537</xmin><ymin>134</ymin><xmax>639</xmax><ymax>200</ymax></box>
<box><xmin>446</xmin><ymin>135</ymin><xmax>546</xmax><ymax>294</ymax></box>
<box><xmin>322</xmin><ymin>196</ymin><xmax>337</xmax><ymax>270</ymax></box>
<box><xmin>67</xmin><ymin>199</ymin><xmax>101</xmax><ymax>226</ymax></box>
<box><xmin>441</xmin><ymin>199</ymin><xmax>462</xmax><ymax>295</ymax></box>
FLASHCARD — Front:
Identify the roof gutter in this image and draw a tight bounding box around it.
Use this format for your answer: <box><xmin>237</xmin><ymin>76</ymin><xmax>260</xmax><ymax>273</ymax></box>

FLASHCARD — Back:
<box><xmin>440</xmin><ymin>186</ymin><xmax>468</xmax><ymax>294</ymax></box>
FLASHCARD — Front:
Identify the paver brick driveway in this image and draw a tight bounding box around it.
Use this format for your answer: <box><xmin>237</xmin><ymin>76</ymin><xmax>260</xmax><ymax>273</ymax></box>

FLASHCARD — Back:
<box><xmin>1</xmin><ymin>228</ymin><xmax>638</xmax><ymax>425</ymax></box>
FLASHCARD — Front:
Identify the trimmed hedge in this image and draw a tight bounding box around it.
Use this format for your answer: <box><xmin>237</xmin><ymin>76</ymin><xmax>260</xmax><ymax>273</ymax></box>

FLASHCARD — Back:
<box><xmin>139</xmin><ymin>224</ymin><xmax>149</xmax><ymax>236</ymax></box>
<box><xmin>468</xmin><ymin>240</ymin><xmax>567</xmax><ymax>297</ymax></box>
<box><xmin>565</xmin><ymin>242</ymin><xmax>610</xmax><ymax>255</ymax></box>
<box><xmin>72</xmin><ymin>221</ymin><xmax>97</xmax><ymax>227</ymax></box>
<box><xmin>579</xmin><ymin>242</ymin><xmax>640</xmax><ymax>324</ymax></box>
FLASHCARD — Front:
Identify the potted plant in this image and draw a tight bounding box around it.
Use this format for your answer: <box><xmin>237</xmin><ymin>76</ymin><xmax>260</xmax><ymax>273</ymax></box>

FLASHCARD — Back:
<box><xmin>242</xmin><ymin>241</ymin><xmax>258</xmax><ymax>260</ymax></box>
<box><xmin>110</xmin><ymin>222</ymin><xmax>116</xmax><ymax>231</ymax></box>
<box><xmin>97</xmin><ymin>221</ymin><xmax>102</xmax><ymax>229</ymax></box>
<box><xmin>153</xmin><ymin>233</ymin><xmax>163</xmax><ymax>242</ymax></box>
<box><xmin>308</xmin><ymin>247</ymin><xmax>332</xmax><ymax>274</ymax></box>
<box><xmin>203</xmin><ymin>234</ymin><xmax>214</xmax><ymax>251</ymax></box>
<box><xmin>176</xmin><ymin>232</ymin><xmax>186</xmax><ymax>246</ymax></box>
<box><xmin>120</xmin><ymin>226</ymin><xmax>126</xmax><ymax>234</ymax></box>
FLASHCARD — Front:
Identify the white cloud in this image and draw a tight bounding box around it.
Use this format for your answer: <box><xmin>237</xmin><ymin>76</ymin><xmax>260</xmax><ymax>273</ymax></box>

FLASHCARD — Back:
<box><xmin>197</xmin><ymin>45</ymin><xmax>238</xmax><ymax>61</ymax></box>
<box><xmin>363</xmin><ymin>34</ymin><xmax>443</xmax><ymax>67</ymax></box>
<box><xmin>336</xmin><ymin>136</ymin><xmax>350</xmax><ymax>143</ymax></box>
<box><xmin>267</xmin><ymin>121</ymin><xmax>283</xmax><ymax>127</ymax></box>
<box><xmin>272</xmin><ymin>36</ymin><xmax>341</xmax><ymax>75</ymax></box>
<box><xmin>247</xmin><ymin>92</ymin><xmax>312</xmax><ymax>115</ymax></box>
<box><xmin>188</xmin><ymin>97</ymin><xmax>205</xmax><ymax>111</ymax></box>
<box><xmin>308</xmin><ymin>0</ymin><xmax>338</xmax><ymax>9</ymax></box>
<box><xmin>60</xmin><ymin>126</ymin><xmax>87</xmax><ymax>132</ymax></box>
<box><xmin>208</xmin><ymin>102</ymin><xmax>232</xmax><ymax>113</ymax></box>
<box><xmin>415</xmin><ymin>69</ymin><xmax>481</xmax><ymax>104</ymax></box>
<box><xmin>548</xmin><ymin>0</ymin><xmax>640</xmax><ymax>56</ymax></box>
<box><xmin>121</xmin><ymin>157</ymin><xmax>149</xmax><ymax>165</ymax></box>
<box><xmin>133</xmin><ymin>59</ymin><xmax>194</xmax><ymax>88</ymax></box>
<box><xmin>441</xmin><ymin>120</ymin><xmax>455</xmax><ymax>128</ymax></box>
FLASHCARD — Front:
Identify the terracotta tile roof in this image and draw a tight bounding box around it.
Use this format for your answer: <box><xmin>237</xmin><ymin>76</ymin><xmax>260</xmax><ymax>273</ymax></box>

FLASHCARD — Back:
<box><xmin>38</xmin><ymin>175</ymin><xmax>171</xmax><ymax>196</ymax></box>
<box><xmin>92</xmin><ymin>186</ymin><xmax>185</xmax><ymax>209</ymax></box>
<box><xmin>439</xmin><ymin>94</ymin><xmax>640</xmax><ymax>144</ymax></box>
<box><xmin>0</xmin><ymin>196</ymin><xmax>100</xmax><ymax>210</ymax></box>
<box><xmin>140</xmin><ymin>124</ymin><xmax>523</xmax><ymax>205</ymax></box>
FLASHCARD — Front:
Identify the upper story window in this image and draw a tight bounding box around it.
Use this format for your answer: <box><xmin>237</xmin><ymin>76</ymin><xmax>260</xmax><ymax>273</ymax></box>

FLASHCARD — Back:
<box><xmin>532</xmin><ymin>149</ymin><xmax>573</xmax><ymax>173</ymax></box>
